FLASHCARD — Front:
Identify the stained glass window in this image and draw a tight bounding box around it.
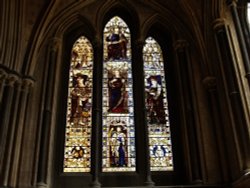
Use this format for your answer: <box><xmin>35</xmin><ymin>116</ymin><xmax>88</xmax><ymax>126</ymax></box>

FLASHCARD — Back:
<box><xmin>248</xmin><ymin>3</ymin><xmax>250</xmax><ymax>27</ymax></box>
<box><xmin>63</xmin><ymin>36</ymin><xmax>93</xmax><ymax>172</ymax></box>
<box><xmin>102</xmin><ymin>16</ymin><xmax>136</xmax><ymax>172</ymax></box>
<box><xmin>143</xmin><ymin>37</ymin><xmax>173</xmax><ymax>171</ymax></box>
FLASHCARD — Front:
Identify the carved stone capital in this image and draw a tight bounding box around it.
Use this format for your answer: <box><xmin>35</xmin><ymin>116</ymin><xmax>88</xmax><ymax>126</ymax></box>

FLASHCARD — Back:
<box><xmin>21</xmin><ymin>77</ymin><xmax>34</xmax><ymax>91</ymax></box>
<box><xmin>202</xmin><ymin>76</ymin><xmax>217</xmax><ymax>90</ymax></box>
<box><xmin>93</xmin><ymin>36</ymin><xmax>102</xmax><ymax>49</ymax></box>
<box><xmin>49</xmin><ymin>37</ymin><xmax>62</xmax><ymax>52</ymax></box>
<box><xmin>174</xmin><ymin>40</ymin><xmax>189</xmax><ymax>51</ymax></box>
<box><xmin>0</xmin><ymin>68</ymin><xmax>7</xmax><ymax>83</ymax></box>
<box><xmin>6</xmin><ymin>74</ymin><xmax>20</xmax><ymax>87</ymax></box>
<box><xmin>245</xmin><ymin>72</ymin><xmax>250</xmax><ymax>80</ymax></box>
<box><xmin>212</xmin><ymin>18</ymin><xmax>226</xmax><ymax>32</ymax></box>
<box><xmin>135</xmin><ymin>39</ymin><xmax>145</xmax><ymax>50</ymax></box>
<box><xmin>227</xmin><ymin>0</ymin><xmax>238</xmax><ymax>7</ymax></box>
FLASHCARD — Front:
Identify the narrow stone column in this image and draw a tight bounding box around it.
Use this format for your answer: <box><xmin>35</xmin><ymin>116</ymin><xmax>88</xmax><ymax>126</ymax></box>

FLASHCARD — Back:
<box><xmin>0</xmin><ymin>74</ymin><xmax>19</xmax><ymax>187</ymax></box>
<box><xmin>174</xmin><ymin>40</ymin><xmax>202</xmax><ymax>184</ymax></box>
<box><xmin>0</xmin><ymin>69</ymin><xmax>7</xmax><ymax>103</ymax></box>
<box><xmin>36</xmin><ymin>37</ymin><xmax>61</xmax><ymax>188</ymax></box>
<box><xmin>227</xmin><ymin>0</ymin><xmax>250</xmax><ymax>86</ymax></box>
<box><xmin>8</xmin><ymin>78</ymin><xmax>34</xmax><ymax>187</ymax></box>
<box><xmin>135</xmin><ymin>39</ymin><xmax>155</xmax><ymax>187</ymax></box>
<box><xmin>202</xmin><ymin>76</ymin><xmax>229</xmax><ymax>181</ymax></box>
<box><xmin>0</xmin><ymin>79</ymin><xmax>22</xmax><ymax>187</ymax></box>
<box><xmin>213</xmin><ymin>18</ymin><xmax>250</xmax><ymax>171</ymax></box>
<box><xmin>90</xmin><ymin>37</ymin><xmax>102</xmax><ymax>188</ymax></box>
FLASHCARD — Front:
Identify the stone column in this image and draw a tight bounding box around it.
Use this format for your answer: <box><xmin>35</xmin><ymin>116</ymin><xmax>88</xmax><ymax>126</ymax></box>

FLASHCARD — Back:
<box><xmin>0</xmin><ymin>74</ymin><xmax>19</xmax><ymax>187</ymax></box>
<box><xmin>135</xmin><ymin>39</ymin><xmax>155</xmax><ymax>187</ymax></box>
<box><xmin>36</xmin><ymin>37</ymin><xmax>61</xmax><ymax>188</ymax></box>
<box><xmin>227</xmin><ymin>0</ymin><xmax>250</xmax><ymax>86</ymax></box>
<box><xmin>174</xmin><ymin>40</ymin><xmax>202</xmax><ymax>184</ymax></box>
<box><xmin>0</xmin><ymin>79</ymin><xmax>22</xmax><ymax>187</ymax></box>
<box><xmin>202</xmin><ymin>76</ymin><xmax>229</xmax><ymax>181</ymax></box>
<box><xmin>90</xmin><ymin>37</ymin><xmax>102</xmax><ymax>188</ymax></box>
<box><xmin>213</xmin><ymin>18</ymin><xmax>250</xmax><ymax>171</ymax></box>
<box><xmin>0</xmin><ymin>69</ymin><xmax>7</xmax><ymax>103</ymax></box>
<box><xmin>8</xmin><ymin>78</ymin><xmax>34</xmax><ymax>188</ymax></box>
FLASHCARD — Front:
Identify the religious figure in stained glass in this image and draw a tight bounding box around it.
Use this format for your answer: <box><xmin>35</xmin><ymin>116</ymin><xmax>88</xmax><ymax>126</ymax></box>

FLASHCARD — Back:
<box><xmin>102</xmin><ymin>16</ymin><xmax>135</xmax><ymax>172</ymax></box>
<box><xmin>70</xmin><ymin>73</ymin><xmax>92</xmax><ymax>125</ymax></box>
<box><xmin>108</xmin><ymin>118</ymin><xmax>128</xmax><ymax>167</ymax></box>
<box><xmin>63</xmin><ymin>36</ymin><xmax>93</xmax><ymax>172</ymax></box>
<box><xmin>106</xmin><ymin>26</ymin><xmax>128</xmax><ymax>60</ymax></box>
<box><xmin>145</xmin><ymin>75</ymin><xmax>165</xmax><ymax>124</ymax></box>
<box><xmin>108</xmin><ymin>65</ymin><xmax>128</xmax><ymax>113</ymax></box>
<box><xmin>143</xmin><ymin>37</ymin><xmax>173</xmax><ymax>171</ymax></box>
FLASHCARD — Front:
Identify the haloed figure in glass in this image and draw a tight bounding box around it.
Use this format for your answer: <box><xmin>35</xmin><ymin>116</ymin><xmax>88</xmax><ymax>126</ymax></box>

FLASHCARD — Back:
<box><xmin>106</xmin><ymin>26</ymin><xmax>128</xmax><ymax>60</ymax></box>
<box><xmin>70</xmin><ymin>73</ymin><xmax>91</xmax><ymax>125</ymax></box>
<box><xmin>108</xmin><ymin>120</ymin><xmax>128</xmax><ymax>167</ymax></box>
<box><xmin>145</xmin><ymin>75</ymin><xmax>165</xmax><ymax>124</ymax></box>
<box><xmin>108</xmin><ymin>68</ymin><xmax>128</xmax><ymax>113</ymax></box>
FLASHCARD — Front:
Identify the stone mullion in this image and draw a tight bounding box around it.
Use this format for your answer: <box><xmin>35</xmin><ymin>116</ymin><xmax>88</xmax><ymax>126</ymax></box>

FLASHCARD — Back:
<box><xmin>227</xmin><ymin>0</ymin><xmax>250</xmax><ymax>86</ymax></box>
<box><xmin>90</xmin><ymin>38</ymin><xmax>102</xmax><ymax>188</ymax></box>
<box><xmin>0</xmin><ymin>74</ymin><xmax>18</xmax><ymax>187</ymax></box>
<box><xmin>213</xmin><ymin>19</ymin><xmax>250</xmax><ymax>171</ymax></box>
<box><xmin>135</xmin><ymin>40</ymin><xmax>154</xmax><ymax>187</ymax></box>
<box><xmin>8</xmin><ymin>78</ymin><xmax>33</xmax><ymax>187</ymax></box>
<box><xmin>174</xmin><ymin>40</ymin><xmax>202</xmax><ymax>184</ymax></box>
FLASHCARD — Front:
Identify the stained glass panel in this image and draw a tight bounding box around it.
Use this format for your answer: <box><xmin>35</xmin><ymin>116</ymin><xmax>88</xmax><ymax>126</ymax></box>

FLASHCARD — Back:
<box><xmin>143</xmin><ymin>37</ymin><xmax>174</xmax><ymax>171</ymax></box>
<box><xmin>63</xmin><ymin>36</ymin><xmax>93</xmax><ymax>172</ymax></box>
<box><xmin>248</xmin><ymin>3</ymin><xmax>250</xmax><ymax>27</ymax></box>
<box><xmin>102</xmin><ymin>16</ymin><xmax>136</xmax><ymax>172</ymax></box>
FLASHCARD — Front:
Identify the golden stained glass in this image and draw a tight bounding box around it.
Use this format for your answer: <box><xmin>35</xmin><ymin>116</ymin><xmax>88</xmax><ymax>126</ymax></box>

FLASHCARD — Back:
<box><xmin>102</xmin><ymin>16</ymin><xmax>136</xmax><ymax>172</ymax></box>
<box><xmin>63</xmin><ymin>36</ymin><xmax>93</xmax><ymax>172</ymax></box>
<box><xmin>143</xmin><ymin>37</ymin><xmax>174</xmax><ymax>171</ymax></box>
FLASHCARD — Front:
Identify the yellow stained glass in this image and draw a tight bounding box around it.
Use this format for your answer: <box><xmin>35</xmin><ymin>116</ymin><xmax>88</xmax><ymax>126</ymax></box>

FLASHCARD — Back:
<box><xmin>143</xmin><ymin>37</ymin><xmax>174</xmax><ymax>171</ymax></box>
<box><xmin>102</xmin><ymin>16</ymin><xmax>136</xmax><ymax>172</ymax></box>
<box><xmin>63</xmin><ymin>36</ymin><xmax>93</xmax><ymax>172</ymax></box>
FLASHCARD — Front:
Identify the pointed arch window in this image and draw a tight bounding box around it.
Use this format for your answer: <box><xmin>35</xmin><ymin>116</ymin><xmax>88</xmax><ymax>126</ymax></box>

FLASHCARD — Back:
<box><xmin>63</xmin><ymin>36</ymin><xmax>93</xmax><ymax>172</ymax></box>
<box><xmin>62</xmin><ymin>18</ymin><xmax>175</xmax><ymax>174</ymax></box>
<box><xmin>102</xmin><ymin>16</ymin><xmax>136</xmax><ymax>172</ymax></box>
<box><xmin>143</xmin><ymin>37</ymin><xmax>173</xmax><ymax>171</ymax></box>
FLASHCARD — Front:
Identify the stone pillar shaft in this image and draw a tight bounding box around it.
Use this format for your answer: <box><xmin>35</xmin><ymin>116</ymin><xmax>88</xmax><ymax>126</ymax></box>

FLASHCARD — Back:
<box><xmin>135</xmin><ymin>40</ymin><xmax>155</xmax><ymax>187</ymax></box>
<box><xmin>0</xmin><ymin>80</ymin><xmax>22</xmax><ymax>187</ymax></box>
<box><xmin>8</xmin><ymin>79</ymin><xmax>33</xmax><ymax>187</ymax></box>
<box><xmin>0</xmin><ymin>75</ymin><xmax>18</xmax><ymax>187</ymax></box>
<box><xmin>227</xmin><ymin>0</ymin><xmax>250</xmax><ymax>85</ymax></box>
<box><xmin>37</xmin><ymin>37</ymin><xmax>61</xmax><ymax>187</ymax></box>
<box><xmin>90</xmin><ymin>38</ymin><xmax>102</xmax><ymax>188</ymax></box>
<box><xmin>174</xmin><ymin>40</ymin><xmax>202</xmax><ymax>183</ymax></box>
<box><xmin>213</xmin><ymin>19</ymin><xmax>250</xmax><ymax>170</ymax></box>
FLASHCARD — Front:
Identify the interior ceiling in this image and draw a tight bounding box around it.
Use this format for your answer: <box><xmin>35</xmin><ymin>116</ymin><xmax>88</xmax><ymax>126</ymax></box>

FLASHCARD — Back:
<box><xmin>21</xmin><ymin>0</ymin><xmax>222</xmax><ymax>76</ymax></box>
<box><xmin>24</xmin><ymin>0</ymin><xmax>205</xmax><ymax>38</ymax></box>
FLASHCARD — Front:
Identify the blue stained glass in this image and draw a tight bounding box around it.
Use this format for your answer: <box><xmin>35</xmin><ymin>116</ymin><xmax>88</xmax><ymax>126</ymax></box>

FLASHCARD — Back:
<box><xmin>102</xmin><ymin>16</ymin><xmax>136</xmax><ymax>172</ymax></box>
<box><xmin>63</xmin><ymin>36</ymin><xmax>93</xmax><ymax>172</ymax></box>
<box><xmin>143</xmin><ymin>37</ymin><xmax>174</xmax><ymax>171</ymax></box>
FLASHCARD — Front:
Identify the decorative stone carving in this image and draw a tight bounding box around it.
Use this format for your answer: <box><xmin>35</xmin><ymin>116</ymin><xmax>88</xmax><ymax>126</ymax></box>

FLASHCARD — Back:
<box><xmin>174</xmin><ymin>40</ymin><xmax>189</xmax><ymax>51</ymax></box>
<box><xmin>202</xmin><ymin>76</ymin><xmax>217</xmax><ymax>91</ymax></box>
<box><xmin>48</xmin><ymin>37</ymin><xmax>62</xmax><ymax>52</ymax></box>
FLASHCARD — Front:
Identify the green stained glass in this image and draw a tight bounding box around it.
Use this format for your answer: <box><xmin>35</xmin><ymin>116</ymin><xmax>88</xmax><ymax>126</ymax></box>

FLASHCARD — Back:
<box><xmin>63</xmin><ymin>36</ymin><xmax>93</xmax><ymax>172</ymax></box>
<box><xmin>143</xmin><ymin>37</ymin><xmax>174</xmax><ymax>171</ymax></box>
<box><xmin>102</xmin><ymin>16</ymin><xmax>136</xmax><ymax>172</ymax></box>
